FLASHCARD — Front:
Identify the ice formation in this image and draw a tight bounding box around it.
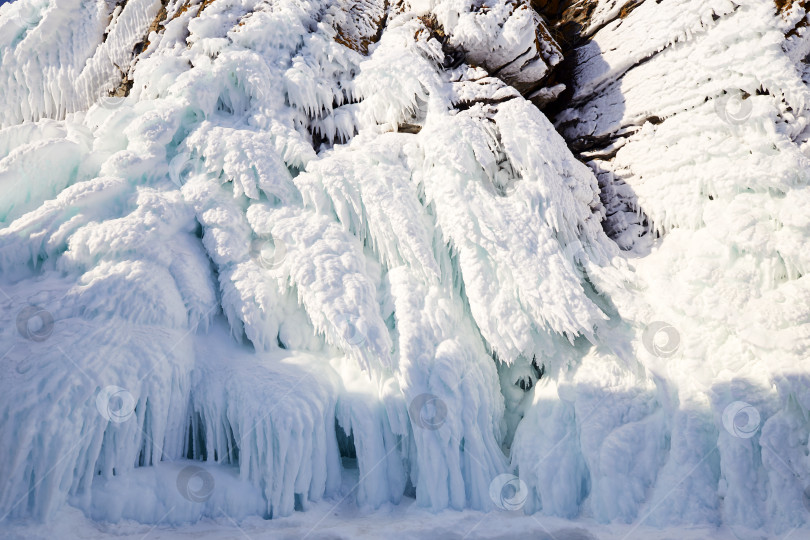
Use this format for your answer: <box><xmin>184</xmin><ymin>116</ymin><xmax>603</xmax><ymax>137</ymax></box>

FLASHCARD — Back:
<box><xmin>0</xmin><ymin>0</ymin><xmax>808</xmax><ymax>538</ymax></box>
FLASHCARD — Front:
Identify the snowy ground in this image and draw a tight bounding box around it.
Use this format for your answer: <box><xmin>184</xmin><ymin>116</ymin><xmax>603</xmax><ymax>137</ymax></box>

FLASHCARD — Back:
<box><xmin>2</xmin><ymin>475</ymin><xmax>781</xmax><ymax>540</ymax></box>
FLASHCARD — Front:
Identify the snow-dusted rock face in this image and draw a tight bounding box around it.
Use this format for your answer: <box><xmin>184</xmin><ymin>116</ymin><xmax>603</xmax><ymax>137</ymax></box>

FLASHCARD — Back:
<box><xmin>524</xmin><ymin>0</ymin><xmax>810</xmax><ymax>531</ymax></box>
<box><xmin>0</xmin><ymin>0</ymin><xmax>808</xmax><ymax>537</ymax></box>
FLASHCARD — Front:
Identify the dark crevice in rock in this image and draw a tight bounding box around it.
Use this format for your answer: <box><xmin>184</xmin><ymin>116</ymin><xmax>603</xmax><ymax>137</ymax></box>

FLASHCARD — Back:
<box><xmin>418</xmin><ymin>13</ymin><xmax>467</xmax><ymax>71</ymax></box>
<box><xmin>454</xmin><ymin>96</ymin><xmax>518</xmax><ymax>112</ymax></box>
<box><xmin>783</xmin><ymin>1</ymin><xmax>810</xmax><ymax>37</ymax></box>
<box><xmin>525</xmin><ymin>1</ymin><xmax>660</xmax><ymax>249</ymax></box>
<box><xmin>111</xmin><ymin>63</ymin><xmax>134</xmax><ymax>97</ymax></box>
<box><xmin>397</xmin><ymin>123</ymin><xmax>422</xmax><ymax>134</ymax></box>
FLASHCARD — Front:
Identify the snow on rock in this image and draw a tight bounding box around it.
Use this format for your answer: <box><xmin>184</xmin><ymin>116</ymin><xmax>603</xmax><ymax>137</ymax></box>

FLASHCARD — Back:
<box><xmin>440</xmin><ymin>0</ymin><xmax>563</xmax><ymax>95</ymax></box>
<box><xmin>509</xmin><ymin>0</ymin><xmax>810</xmax><ymax>535</ymax></box>
<box><xmin>0</xmin><ymin>0</ymin><xmax>808</xmax><ymax>537</ymax></box>
<box><xmin>0</xmin><ymin>0</ymin><xmax>164</xmax><ymax>127</ymax></box>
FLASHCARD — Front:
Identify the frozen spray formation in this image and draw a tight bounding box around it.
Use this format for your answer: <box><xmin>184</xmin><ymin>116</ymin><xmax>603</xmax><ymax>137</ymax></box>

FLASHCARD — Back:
<box><xmin>0</xmin><ymin>0</ymin><xmax>809</xmax><ymax>537</ymax></box>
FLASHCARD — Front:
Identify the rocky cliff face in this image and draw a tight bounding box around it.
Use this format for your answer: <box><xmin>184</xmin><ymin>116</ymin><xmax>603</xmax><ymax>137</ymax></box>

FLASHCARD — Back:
<box><xmin>537</xmin><ymin>0</ymin><xmax>810</xmax><ymax>247</ymax></box>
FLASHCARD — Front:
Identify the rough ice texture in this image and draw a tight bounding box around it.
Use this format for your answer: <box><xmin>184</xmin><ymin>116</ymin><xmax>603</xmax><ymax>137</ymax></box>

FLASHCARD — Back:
<box><xmin>525</xmin><ymin>0</ymin><xmax>810</xmax><ymax>533</ymax></box>
<box><xmin>0</xmin><ymin>0</ymin><xmax>808</xmax><ymax>538</ymax></box>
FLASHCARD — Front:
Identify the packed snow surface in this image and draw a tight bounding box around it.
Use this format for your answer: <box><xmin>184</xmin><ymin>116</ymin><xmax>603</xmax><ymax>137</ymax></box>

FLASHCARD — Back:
<box><xmin>0</xmin><ymin>0</ymin><xmax>809</xmax><ymax>538</ymax></box>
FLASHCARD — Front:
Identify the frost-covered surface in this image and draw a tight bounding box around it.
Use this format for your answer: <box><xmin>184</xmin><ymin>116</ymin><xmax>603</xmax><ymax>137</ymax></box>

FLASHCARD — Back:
<box><xmin>535</xmin><ymin>0</ymin><xmax>810</xmax><ymax>533</ymax></box>
<box><xmin>0</xmin><ymin>495</ymin><xmax>779</xmax><ymax>540</ymax></box>
<box><xmin>0</xmin><ymin>0</ymin><xmax>809</xmax><ymax>538</ymax></box>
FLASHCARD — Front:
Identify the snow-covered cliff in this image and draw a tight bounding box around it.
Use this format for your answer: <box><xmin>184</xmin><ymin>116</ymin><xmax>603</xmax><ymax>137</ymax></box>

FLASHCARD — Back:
<box><xmin>0</xmin><ymin>0</ymin><xmax>808</xmax><ymax>538</ymax></box>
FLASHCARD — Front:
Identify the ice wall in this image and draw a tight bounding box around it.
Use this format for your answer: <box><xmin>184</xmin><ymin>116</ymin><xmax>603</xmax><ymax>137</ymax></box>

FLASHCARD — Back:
<box><xmin>0</xmin><ymin>0</ymin><xmax>808</xmax><ymax>537</ymax></box>
<box><xmin>512</xmin><ymin>0</ymin><xmax>810</xmax><ymax>534</ymax></box>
